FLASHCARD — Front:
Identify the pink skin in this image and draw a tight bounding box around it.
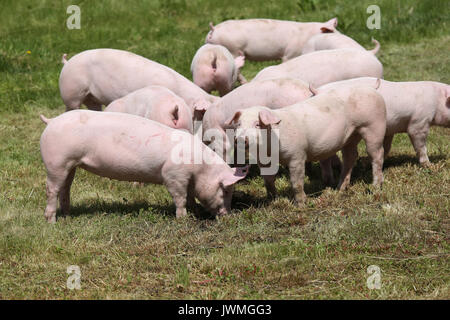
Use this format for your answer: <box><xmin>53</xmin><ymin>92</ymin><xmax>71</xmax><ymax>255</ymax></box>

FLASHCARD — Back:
<box><xmin>200</xmin><ymin>78</ymin><xmax>340</xmax><ymax>187</ymax></box>
<box><xmin>206</xmin><ymin>18</ymin><xmax>338</xmax><ymax>62</ymax></box>
<box><xmin>202</xmin><ymin>78</ymin><xmax>313</xmax><ymax>157</ymax></box>
<box><xmin>318</xmin><ymin>77</ymin><xmax>450</xmax><ymax>166</ymax></box>
<box><xmin>39</xmin><ymin>110</ymin><xmax>248</xmax><ymax>223</ymax></box>
<box><xmin>252</xmin><ymin>48</ymin><xmax>383</xmax><ymax>87</ymax></box>
<box><xmin>59</xmin><ymin>49</ymin><xmax>219</xmax><ymax>115</ymax></box>
<box><xmin>229</xmin><ymin>86</ymin><xmax>387</xmax><ymax>203</ymax></box>
<box><xmin>104</xmin><ymin>86</ymin><xmax>193</xmax><ymax>133</ymax></box>
<box><xmin>191</xmin><ymin>44</ymin><xmax>246</xmax><ymax>96</ymax></box>
<box><xmin>302</xmin><ymin>33</ymin><xmax>380</xmax><ymax>55</ymax></box>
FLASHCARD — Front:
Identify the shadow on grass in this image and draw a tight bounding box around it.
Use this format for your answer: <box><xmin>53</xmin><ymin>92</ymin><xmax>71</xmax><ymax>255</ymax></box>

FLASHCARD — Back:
<box><xmin>66</xmin><ymin>200</ymin><xmax>175</xmax><ymax>219</ymax></box>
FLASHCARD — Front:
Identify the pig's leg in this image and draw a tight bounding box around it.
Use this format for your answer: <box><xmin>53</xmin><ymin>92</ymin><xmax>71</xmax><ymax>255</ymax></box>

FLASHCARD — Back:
<box><xmin>61</xmin><ymin>87</ymin><xmax>88</xmax><ymax>111</ymax></box>
<box><xmin>44</xmin><ymin>167</ymin><xmax>74</xmax><ymax>223</ymax></box>
<box><xmin>407</xmin><ymin>126</ymin><xmax>430</xmax><ymax>166</ymax></box>
<box><xmin>165</xmin><ymin>181</ymin><xmax>189</xmax><ymax>218</ymax></box>
<box><xmin>360</xmin><ymin>127</ymin><xmax>385</xmax><ymax>187</ymax></box>
<box><xmin>59</xmin><ymin>168</ymin><xmax>76</xmax><ymax>217</ymax></box>
<box><xmin>319</xmin><ymin>158</ymin><xmax>335</xmax><ymax>186</ymax></box>
<box><xmin>383</xmin><ymin>135</ymin><xmax>394</xmax><ymax>159</ymax></box>
<box><xmin>288</xmin><ymin>157</ymin><xmax>307</xmax><ymax>204</ymax></box>
<box><xmin>337</xmin><ymin>140</ymin><xmax>359</xmax><ymax>191</ymax></box>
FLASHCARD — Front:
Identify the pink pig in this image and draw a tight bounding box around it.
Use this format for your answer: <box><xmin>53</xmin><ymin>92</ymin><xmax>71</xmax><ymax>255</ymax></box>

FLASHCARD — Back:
<box><xmin>104</xmin><ymin>86</ymin><xmax>193</xmax><ymax>133</ymax></box>
<box><xmin>206</xmin><ymin>18</ymin><xmax>338</xmax><ymax>62</ymax></box>
<box><xmin>59</xmin><ymin>49</ymin><xmax>218</xmax><ymax>114</ymax></box>
<box><xmin>252</xmin><ymin>48</ymin><xmax>383</xmax><ymax>87</ymax></box>
<box><xmin>39</xmin><ymin>110</ymin><xmax>249</xmax><ymax>223</ymax></box>
<box><xmin>318</xmin><ymin>77</ymin><xmax>450</xmax><ymax>166</ymax></box>
<box><xmin>191</xmin><ymin>44</ymin><xmax>246</xmax><ymax>96</ymax></box>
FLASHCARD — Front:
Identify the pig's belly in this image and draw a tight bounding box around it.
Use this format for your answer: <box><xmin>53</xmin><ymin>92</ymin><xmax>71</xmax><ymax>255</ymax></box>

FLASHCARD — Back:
<box><xmin>304</xmin><ymin>118</ymin><xmax>348</xmax><ymax>161</ymax></box>
<box><xmin>79</xmin><ymin>154</ymin><xmax>164</xmax><ymax>184</ymax></box>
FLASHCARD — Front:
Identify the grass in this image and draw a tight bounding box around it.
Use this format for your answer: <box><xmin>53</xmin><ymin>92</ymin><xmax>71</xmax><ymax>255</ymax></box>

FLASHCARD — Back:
<box><xmin>0</xmin><ymin>0</ymin><xmax>449</xmax><ymax>299</ymax></box>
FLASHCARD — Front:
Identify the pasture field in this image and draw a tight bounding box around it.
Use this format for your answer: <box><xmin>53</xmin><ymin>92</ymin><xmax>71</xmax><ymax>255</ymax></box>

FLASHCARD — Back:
<box><xmin>0</xmin><ymin>0</ymin><xmax>449</xmax><ymax>299</ymax></box>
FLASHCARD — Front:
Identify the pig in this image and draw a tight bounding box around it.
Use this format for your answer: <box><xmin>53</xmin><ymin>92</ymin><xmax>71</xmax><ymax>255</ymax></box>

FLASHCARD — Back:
<box><xmin>206</xmin><ymin>18</ymin><xmax>338</xmax><ymax>62</ymax></box>
<box><xmin>302</xmin><ymin>33</ymin><xmax>380</xmax><ymax>55</ymax></box>
<box><xmin>201</xmin><ymin>78</ymin><xmax>313</xmax><ymax>159</ymax></box>
<box><xmin>252</xmin><ymin>48</ymin><xmax>383</xmax><ymax>87</ymax></box>
<box><xmin>191</xmin><ymin>44</ymin><xmax>246</xmax><ymax>96</ymax></box>
<box><xmin>317</xmin><ymin>77</ymin><xmax>450</xmax><ymax>166</ymax></box>
<box><xmin>200</xmin><ymin>78</ymin><xmax>340</xmax><ymax>185</ymax></box>
<box><xmin>59</xmin><ymin>49</ymin><xmax>219</xmax><ymax>116</ymax></box>
<box><xmin>39</xmin><ymin>110</ymin><xmax>249</xmax><ymax>223</ymax></box>
<box><xmin>104</xmin><ymin>86</ymin><xmax>193</xmax><ymax>133</ymax></box>
<box><xmin>226</xmin><ymin>86</ymin><xmax>387</xmax><ymax>202</ymax></box>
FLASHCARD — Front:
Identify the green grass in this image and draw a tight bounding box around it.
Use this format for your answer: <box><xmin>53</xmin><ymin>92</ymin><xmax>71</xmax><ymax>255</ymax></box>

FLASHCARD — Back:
<box><xmin>0</xmin><ymin>0</ymin><xmax>449</xmax><ymax>299</ymax></box>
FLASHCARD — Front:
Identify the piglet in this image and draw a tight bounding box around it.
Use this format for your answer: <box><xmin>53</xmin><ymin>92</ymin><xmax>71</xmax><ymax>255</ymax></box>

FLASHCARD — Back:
<box><xmin>191</xmin><ymin>44</ymin><xmax>246</xmax><ymax>96</ymax></box>
<box><xmin>104</xmin><ymin>86</ymin><xmax>193</xmax><ymax>133</ymax></box>
<box><xmin>228</xmin><ymin>85</ymin><xmax>387</xmax><ymax>202</ymax></box>
<box><xmin>318</xmin><ymin>77</ymin><xmax>450</xmax><ymax>166</ymax></box>
<box><xmin>206</xmin><ymin>18</ymin><xmax>338</xmax><ymax>61</ymax></box>
<box><xmin>59</xmin><ymin>49</ymin><xmax>218</xmax><ymax>115</ymax></box>
<box><xmin>39</xmin><ymin>110</ymin><xmax>248</xmax><ymax>223</ymax></box>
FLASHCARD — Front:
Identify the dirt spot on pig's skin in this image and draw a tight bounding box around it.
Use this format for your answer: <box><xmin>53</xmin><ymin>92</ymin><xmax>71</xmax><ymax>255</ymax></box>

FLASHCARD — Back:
<box><xmin>79</xmin><ymin>113</ymin><xmax>89</xmax><ymax>124</ymax></box>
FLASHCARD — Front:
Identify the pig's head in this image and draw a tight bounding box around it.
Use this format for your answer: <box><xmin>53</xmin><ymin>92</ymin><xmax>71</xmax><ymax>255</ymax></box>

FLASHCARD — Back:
<box><xmin>433</xmin><ymin>85</ymin><xmax>450</xmax><ymax>128</ymax></box>
<box><xmin>225</xmin><ymin>106</ymin><xmax>281</xmax><ymax>150</ymax></box>
<box><xmin>196</xmin><ymin>164</ymin><xmax>249</xmax><ymax>216</ymax></box>
<box><xmin>320</xmin><ymin>17</ymin><xmax>338</xmax><ymax>33</ymax></box>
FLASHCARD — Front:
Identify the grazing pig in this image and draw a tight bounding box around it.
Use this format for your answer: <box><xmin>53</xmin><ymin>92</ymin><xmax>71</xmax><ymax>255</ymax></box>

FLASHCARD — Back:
<box><xmin>252</xmin><ymin>48</ymin><xmax>383</xmax><ymax>87</ymax></box>
<box><xmin>191</xmin><ymin>44</ymin><xmax>246</xmax><ymax>96</ymax></box>
<box><xmin>201</xmin><ymin>78</ymin><xmax>313</xmax><ymax>159</ymax></box>
<box><xmin>39</xmin><ymin>110</ymin><xmax>248</xmax><ymax>223</ymax></box>
<box><xmin>318</xmin><ymin>77</ymin><xmax>450</xmax><ymax>166</ymax></box>
<box><xmin>200</xmin><ymin>78</ymin><xmax>339</xmax><ymax>185</ymax></box>
<box><xmin>59</xmin><ymin>49</ymin><xmax>218</xmax><ymax>115</ymax></box>
<box><xmin>302</xmin><ymin>33</ymin><xmax>380</xmax><ymax>55</ymax></box>
<box><xmin>104</xmin><ymin>86</ymin><xmax>193</xmax><ymax>133</ymax></box>
<box><xmin>206</xmin><ymin>18</ymin><xmax>338</xmax><ymax>62</ymax></box>
<box><xmin>227</xmin><ymin>86</ymin><xmax>387</xmax><ymax>202</ymax></box>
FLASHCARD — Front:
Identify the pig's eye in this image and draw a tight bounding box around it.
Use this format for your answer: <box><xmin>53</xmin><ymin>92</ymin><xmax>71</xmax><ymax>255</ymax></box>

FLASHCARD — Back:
<box><xmin>254</xmin><ymin>121</ymin><xmax>260</xmax><ymax>128</ymax></box>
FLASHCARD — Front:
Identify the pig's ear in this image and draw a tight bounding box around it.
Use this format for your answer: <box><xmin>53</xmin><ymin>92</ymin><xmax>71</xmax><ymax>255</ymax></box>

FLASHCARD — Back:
<box><xmin>171</xmin><ymin>105</ymin><xmax>179</xmax><ymax>125</ymax></box>
<box><xmin>258</xmin><ymin>109</ymin><xmax>281</xmax><ymax>127</ymax></box>
<box><xmin>221</xmin><ymin>165</ymin><xmax>250</xmax><ymax>187</ymax></box>
<box><xmin>321</xmin><ymin>17</ymin><xmax>338</xmax><ymax>33</ymax></box>
<box><xmin>224</xmin><ymin>110</ymin><xmax>242</xmax><ymax>126</ymax></box>
<box><xmin>234</xmin><ymin>51</ymin><xmax>245</xmax><ymax>70</ymax></box>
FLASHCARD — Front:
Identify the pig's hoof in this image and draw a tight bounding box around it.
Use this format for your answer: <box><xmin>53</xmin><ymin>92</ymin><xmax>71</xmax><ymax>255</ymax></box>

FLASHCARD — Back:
<box><xmin>420</xmin><ymin>161</ymin><xmax>431</xmax><ymax>168</ymax></box>
<box><xmin>46</xmin><ymin>216</ymin><xmax>56</xmax><ymax>224</ymax></box>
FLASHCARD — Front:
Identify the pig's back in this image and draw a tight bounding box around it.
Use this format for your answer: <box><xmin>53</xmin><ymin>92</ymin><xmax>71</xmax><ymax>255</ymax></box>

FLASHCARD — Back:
<box><xmin>254</xmin><ymin>49</ymin><xmax>382</xmax><ymax>86</ymax></box>
<box><xmin>61</xmin><ymin>49</ymin><xmax>182</xmax><ymax>104</ymax></box>
<box><xmin>41</xmin><ymin>111</ymin><xmax>187</xmax><ymax>183</ymax></box>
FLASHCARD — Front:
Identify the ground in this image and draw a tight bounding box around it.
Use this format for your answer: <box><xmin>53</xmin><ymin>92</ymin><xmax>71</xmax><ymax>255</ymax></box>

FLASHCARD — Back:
<box><xmin>0</xmin><ymin>0</ymin><xmax>449</xmax><ymax>299</ymax></box>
